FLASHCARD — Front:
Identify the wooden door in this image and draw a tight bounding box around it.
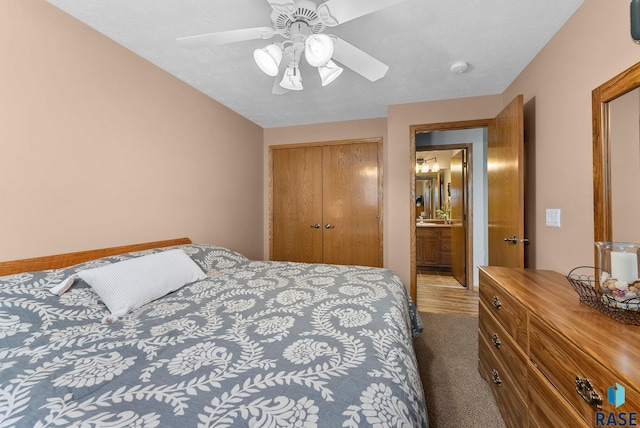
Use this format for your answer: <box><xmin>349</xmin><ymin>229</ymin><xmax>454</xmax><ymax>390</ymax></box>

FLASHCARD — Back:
<box><xmin>272</xmin><ymin>146</ymin><xmax>323</xmax><ymax>263</ymax></box>
<box><xmin>488</xmin><ymin>95</ymin><xmax>525</xmax><ymax>267</ymax></box>
<box><xmin>450</xmin><ymin>150</ymin><xmax>466</xmax><ymax>286</ymax></box>
<box><xmin>322</xmin><ymin>142</ymin><xmax>382</xmax><ymax>267</ymax></box>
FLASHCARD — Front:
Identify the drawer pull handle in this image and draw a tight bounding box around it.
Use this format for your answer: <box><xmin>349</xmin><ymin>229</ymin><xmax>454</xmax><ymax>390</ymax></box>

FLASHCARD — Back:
<box><xmin>575</xmin><ymin>376</ymin><xmax>602</xmax><ymax>410</ymax></box>
<box><xmin>492</xmin><ymin>296</ymin><xmax>502</xmax><ymax>309</ymax></box>
<box><xmin>491</xmin><ymin>333</ymin><xmax>501</xmax><ymax>348</ymax></box>
<box><xmin>491</xmin><ymin>369</ymin><xmax>502</xmax><ymax>386</ymax></box>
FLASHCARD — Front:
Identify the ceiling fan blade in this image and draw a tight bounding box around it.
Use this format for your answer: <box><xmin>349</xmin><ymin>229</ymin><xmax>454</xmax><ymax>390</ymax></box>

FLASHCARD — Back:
<box><xmin>177</xmin><ymin>27</ymin><xmax>274</xmax><ymax>48</ymax></box>
<box><xmin>331</xmin><ymin>36</ymin><xmax>389</xmax><ymax>82</ymax></box>
<box><xmin>265</xmin><ymin>0</ymin><xmax>297</xmax><ymax>17</ymax></box>
<box><xmin>317</xmin><ymin>0</ymin><xmax>407</xmax><ymax>27</ymax></box>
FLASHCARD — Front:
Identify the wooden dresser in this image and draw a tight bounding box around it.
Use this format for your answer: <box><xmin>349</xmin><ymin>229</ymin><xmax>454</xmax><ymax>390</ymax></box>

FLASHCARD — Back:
<box><xmin>478</xmin><ymin>266</ymin><xmax>640</xmax><ymax>428</ymax></box>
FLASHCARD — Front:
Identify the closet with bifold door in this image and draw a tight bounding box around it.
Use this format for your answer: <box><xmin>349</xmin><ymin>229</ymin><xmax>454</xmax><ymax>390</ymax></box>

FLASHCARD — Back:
<box><xmin>270</xmin><ymin>138</ymin><xmax>382</xmax><ymax>267</ymax></box>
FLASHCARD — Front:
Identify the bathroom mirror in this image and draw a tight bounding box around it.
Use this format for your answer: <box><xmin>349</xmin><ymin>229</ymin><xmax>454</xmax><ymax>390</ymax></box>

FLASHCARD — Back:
<box><xmin>416</xmin><ymin>172</ymin><xmax>440</xmax><ymax>219</ymax></box>
<box><xmin>593</xmin><ymin>61</ymin><xmax>640</xmax><ymax>244</ymax></box>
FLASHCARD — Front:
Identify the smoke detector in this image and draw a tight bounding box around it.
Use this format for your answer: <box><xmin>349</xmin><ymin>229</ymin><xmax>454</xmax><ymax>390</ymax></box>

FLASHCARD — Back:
<box><xmin>450</xmin><ymin>61</ymin><xmax>469</xmax><ymax>74</ymax></box>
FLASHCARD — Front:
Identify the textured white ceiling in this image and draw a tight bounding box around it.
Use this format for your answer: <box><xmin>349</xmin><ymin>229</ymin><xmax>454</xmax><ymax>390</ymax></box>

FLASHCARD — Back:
<box><xmin>46</xmin><ymin>0</ymin><xmax>584</xmax><ymax>128</ymax></box>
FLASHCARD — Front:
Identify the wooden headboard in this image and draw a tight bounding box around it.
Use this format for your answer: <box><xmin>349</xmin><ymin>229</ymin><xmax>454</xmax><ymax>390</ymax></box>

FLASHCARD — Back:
<box><xmin>0</xmin><ymin>237</ymin><xmax>192</xmax><ymax>277</ymax></box>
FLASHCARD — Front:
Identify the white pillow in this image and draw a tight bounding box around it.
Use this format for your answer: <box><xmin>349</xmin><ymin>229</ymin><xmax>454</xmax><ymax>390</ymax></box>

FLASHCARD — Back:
<box><xmin>77</xmin><ymin>249</ymin><xmax>206</xmax><ymax>317</ymax></box>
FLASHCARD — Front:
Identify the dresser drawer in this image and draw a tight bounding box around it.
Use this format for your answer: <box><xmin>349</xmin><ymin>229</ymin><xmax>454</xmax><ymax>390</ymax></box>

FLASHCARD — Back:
<box><xmin>528</xmin><ymin>361</ymin><xmax>590</xmax><ymax>428</ymax></box>
<box><xmin>529</xmin><ymin>314</ymin><xmax>640</xmax><ymax>423</ymax></box>
<box><xmin>479</xmin><ymin>301</ymin><xmax>527</xmax><ymax>396</ymax></box>
<box><xmin>479</xmin><ymin>270</ymin><xmax>528</xmax><ymax>351</ymax></box>
<box><xmin>478</xmin><ymin>331</ymin><xmax>526</xmax><ymax>428</ymax></box>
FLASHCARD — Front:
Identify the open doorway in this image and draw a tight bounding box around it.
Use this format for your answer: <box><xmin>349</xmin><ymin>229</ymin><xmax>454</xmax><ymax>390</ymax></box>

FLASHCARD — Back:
<box><xmin>409</xmin><ymin>98</ymin><xmax>525</xmax><ymax>312</ymax></box>
<box><xmin>415</xmin><ymin>148</ymin><xmax>467</xmax><ymax>288</ymax></box>
<box><xmin>410</xmin><ymin>120</ymin><xmax>491</xmax><ymax>306</ymax></box>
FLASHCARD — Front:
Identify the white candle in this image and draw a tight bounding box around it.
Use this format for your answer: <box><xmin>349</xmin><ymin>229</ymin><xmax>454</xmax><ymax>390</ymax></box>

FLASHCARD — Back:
<box><xmin>610</xmin><ymin>251</ymin><xmax>638</xmax><ymax>284</ymax></box>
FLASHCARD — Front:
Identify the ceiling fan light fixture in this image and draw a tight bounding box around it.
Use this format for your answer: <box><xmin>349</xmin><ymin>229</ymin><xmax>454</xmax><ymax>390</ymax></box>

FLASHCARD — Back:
<box><xmin>253</xmin><ymin>44</ymin><xmax>282</xmax><ymax>77</ymax></box>
<box><xmin>319</xmin><ymin>60</ymin><xmax>343</xmax><ymax>86</ymax></box>
<box><xmin>178</xmin><ymin>0</ymin><xmax>399</xmax><ymax>96</ymax></box>
<box><xmin>279</xmin><ymin>64</ymin><xmax>303</xmax><ymax>91</ymax></box>
<box><xmin>304</xmin><ymin>34</ymin><xmax>334</xmax><ymax>67</ymax></box>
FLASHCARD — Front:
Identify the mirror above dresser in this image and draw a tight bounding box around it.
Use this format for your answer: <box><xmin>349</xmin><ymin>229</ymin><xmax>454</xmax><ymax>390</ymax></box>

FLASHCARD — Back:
<box><xmin>592</xmin><ymin>60</ymin><xmax>640</xmax><ymax>244</ymax></box>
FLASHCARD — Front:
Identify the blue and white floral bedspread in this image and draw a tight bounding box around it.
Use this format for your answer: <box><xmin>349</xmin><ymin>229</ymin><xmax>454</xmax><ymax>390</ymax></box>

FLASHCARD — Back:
<box><xmin>0</xmin><ymin>244</ymin><xmax>427</xmax><ymax>427</ymax></box>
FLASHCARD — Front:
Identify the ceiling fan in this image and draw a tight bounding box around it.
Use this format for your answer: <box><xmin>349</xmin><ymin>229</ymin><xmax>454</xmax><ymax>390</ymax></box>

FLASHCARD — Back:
<box><xmin>177</xmin><ymin>0</ymin><xmax>407</xmax><ymax>94</ymax></box>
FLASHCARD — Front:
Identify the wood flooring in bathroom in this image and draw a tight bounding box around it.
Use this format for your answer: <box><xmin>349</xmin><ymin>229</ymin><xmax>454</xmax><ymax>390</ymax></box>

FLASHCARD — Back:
<box><xmin>416</xmin><ymin>269</ymin><xmax>479</xmax><ymax>316</ymax></box>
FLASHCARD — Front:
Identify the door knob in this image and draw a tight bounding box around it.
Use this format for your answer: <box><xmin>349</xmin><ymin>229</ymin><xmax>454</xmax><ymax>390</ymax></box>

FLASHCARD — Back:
<box><xmin>325</xmin><ymin>224</ymin><xmax>335</xmax><ymax>229</ymax></box>
<box><xmin>310</xmin><ymin>224</ymin><xmax>320</xmax><ymax>229</ymax></box>
<box><xmin>503</xmin><ymin>235</ymin><xmax>518</xmax><ymax>244</ymax></box>
<box><xmin>504</xmin><ymin>236</ymin><xmax>529</xmax><ymax>244</ymax></box>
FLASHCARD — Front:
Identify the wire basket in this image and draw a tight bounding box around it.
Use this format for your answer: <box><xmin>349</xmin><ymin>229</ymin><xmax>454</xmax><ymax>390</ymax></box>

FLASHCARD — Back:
<box><xmin>567</xmin><ymin>267</ymin><xmax>640</xmax><ymax>326</ymax></box>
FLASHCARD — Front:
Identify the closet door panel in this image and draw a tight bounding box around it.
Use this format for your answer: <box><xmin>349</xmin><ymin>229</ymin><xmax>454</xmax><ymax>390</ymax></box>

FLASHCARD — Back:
<box><xmin>272</xmin><ymin>146</ymin><xmax>323</xmax><ymax>263</ymax></box>
<box><xmin>322</xmin><ymin>142</ymin><xmax>381</xmax><ymax>267</ymax></box>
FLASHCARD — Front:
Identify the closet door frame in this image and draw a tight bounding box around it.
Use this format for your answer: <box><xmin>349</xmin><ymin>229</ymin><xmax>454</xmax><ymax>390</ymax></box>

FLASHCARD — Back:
<box><xmin>269</xmin><ymin>137</ymin><xmax>383</xmax><ymax>266</ymax></box>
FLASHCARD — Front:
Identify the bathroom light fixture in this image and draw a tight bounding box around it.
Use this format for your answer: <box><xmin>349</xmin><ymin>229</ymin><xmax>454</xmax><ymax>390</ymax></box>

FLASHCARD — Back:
<box><xmin>429</xmin><ymin>157</ymin><xmax>440</xmax><ymax>172</ymax></box>
<box><xmin>416</xmin><ymin>157</ymin><xmax>440</xmax><ymax>173</ymax></box>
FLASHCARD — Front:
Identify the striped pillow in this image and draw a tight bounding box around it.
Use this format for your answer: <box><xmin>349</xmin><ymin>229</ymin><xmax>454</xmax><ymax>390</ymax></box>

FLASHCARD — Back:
<box><xmin>78</xmin><ymin>249</ymin><xmax>206</xmax><ymax>317</ymax></box>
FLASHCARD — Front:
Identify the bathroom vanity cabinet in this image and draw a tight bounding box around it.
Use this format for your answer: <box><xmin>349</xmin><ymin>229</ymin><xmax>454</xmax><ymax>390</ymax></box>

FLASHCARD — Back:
<box><xmin>416</xmin><ymin>225</ymin><xmax>451</xmax><ymax>269</ymax></box>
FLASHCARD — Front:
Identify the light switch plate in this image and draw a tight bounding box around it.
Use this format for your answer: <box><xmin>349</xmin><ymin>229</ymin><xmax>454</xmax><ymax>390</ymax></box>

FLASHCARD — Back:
<box><xmin>546</xmin><ymin>209</ymin><xmax>561</xmax><ymax>228</ymax></box>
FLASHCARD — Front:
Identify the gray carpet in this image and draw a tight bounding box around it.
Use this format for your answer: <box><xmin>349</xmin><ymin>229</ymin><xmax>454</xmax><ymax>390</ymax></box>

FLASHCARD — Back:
<box><xmin>415</xmin><ymin>312</ymin><xmax>507</xmax><ymax>428</ymax></box>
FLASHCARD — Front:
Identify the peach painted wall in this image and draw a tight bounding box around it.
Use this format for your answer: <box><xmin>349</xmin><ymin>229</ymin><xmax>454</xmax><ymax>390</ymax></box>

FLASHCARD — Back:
<box><xmin>0</xmin><ymin>1</ymin><xmax>264</xmax><ymax>261</ymax></box>
<box><xmin>503</xmin><ymin>0</ymin><xmax>640</xmax><ymax>274</ymax></box>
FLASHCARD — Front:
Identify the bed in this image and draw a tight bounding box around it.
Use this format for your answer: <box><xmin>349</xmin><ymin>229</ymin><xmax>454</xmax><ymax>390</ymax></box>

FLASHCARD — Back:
<box><xmin>0</xmin><ymin>238</ymin><xmax>427</xmax><ymax>427</ymax></box>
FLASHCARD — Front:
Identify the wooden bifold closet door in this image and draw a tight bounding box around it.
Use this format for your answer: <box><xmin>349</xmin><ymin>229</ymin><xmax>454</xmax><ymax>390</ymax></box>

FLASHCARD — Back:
<box><xmin>271</xmin><ymin>139</ymin><xmax>382</xmax><ymax>267</ymax></box>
